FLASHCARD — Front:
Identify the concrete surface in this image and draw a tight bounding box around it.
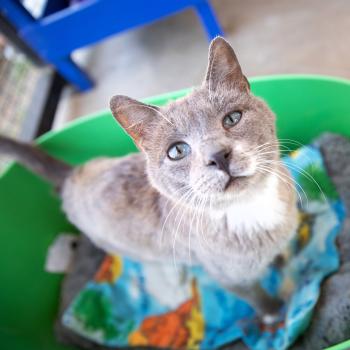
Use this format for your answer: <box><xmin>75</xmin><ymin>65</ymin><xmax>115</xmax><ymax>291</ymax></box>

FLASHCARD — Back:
<box><xmin>54</xmin><ymin>0</ymin><xmax>350</xmax><ymax>128</ymax></box>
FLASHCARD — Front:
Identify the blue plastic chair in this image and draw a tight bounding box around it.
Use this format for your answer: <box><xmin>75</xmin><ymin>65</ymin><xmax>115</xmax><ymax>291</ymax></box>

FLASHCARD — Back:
<box><xmin>0</xmin><ymin>0</ymin><xmax>224</xmax><ymax>91</ymax></box>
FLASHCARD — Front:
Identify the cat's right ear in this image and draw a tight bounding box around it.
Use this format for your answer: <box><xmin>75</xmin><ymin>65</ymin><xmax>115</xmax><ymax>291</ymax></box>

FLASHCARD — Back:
<box><xmin>110</xmin><ymin>95</ymin><xmax>160</xmax><ymax>149</ymax></box>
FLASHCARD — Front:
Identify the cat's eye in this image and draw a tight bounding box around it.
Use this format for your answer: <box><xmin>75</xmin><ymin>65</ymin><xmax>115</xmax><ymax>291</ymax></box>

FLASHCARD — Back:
<box><xmin>167</xmin><ymin>142</ymin><xmax>191</xmax><ymax>160</ymax></box>
<box><xmin>223</xmin><ymin>111</ymin><xmax>242</xmax><ymax>129</ymax></box>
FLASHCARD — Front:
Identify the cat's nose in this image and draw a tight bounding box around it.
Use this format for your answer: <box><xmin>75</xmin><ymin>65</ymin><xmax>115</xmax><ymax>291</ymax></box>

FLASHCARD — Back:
<box><xmin>207</xmin><ymin>149</ymin><xmax>231</xmax><ymax>174</ymax></box>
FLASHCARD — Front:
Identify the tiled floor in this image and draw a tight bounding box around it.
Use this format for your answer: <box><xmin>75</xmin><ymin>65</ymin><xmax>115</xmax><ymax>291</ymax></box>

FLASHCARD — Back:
<box><xmin>54</xmin><ymin>0</ymin><xmax>350</xmax><ymax>128</ymax></box>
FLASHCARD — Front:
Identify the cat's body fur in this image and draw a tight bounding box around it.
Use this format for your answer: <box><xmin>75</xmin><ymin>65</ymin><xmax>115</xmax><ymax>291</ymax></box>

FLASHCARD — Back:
<box><xmin>0</xmin><ymin>37</ymin><xmax>298</xmax><ymax>318</ymax></box>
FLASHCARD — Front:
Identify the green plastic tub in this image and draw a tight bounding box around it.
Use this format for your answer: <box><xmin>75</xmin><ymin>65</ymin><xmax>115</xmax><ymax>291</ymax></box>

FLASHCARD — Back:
<box><xmin>1</xmin><ymin>75</ymin><xmax>350</xmax><ymax>350</ymax></box>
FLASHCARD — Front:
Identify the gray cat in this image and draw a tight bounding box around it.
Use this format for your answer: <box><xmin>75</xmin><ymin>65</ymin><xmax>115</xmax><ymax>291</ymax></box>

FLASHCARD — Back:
<box><xmin>0</xmin><ymin>37</ymin><xmax>298</xmax><ymax>321</ymax></box>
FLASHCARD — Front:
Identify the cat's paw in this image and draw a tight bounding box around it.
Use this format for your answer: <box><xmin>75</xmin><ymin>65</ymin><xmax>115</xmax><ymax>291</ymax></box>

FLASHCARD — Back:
<box><xmin>262</xmin><ymin>313</ymin><xmax>281</xmax><ymax>325</ymax></box>
<box><xmin>259</xmin><ymin>305</ymin><xmax>287</xmax><ymax>333</ymax></box>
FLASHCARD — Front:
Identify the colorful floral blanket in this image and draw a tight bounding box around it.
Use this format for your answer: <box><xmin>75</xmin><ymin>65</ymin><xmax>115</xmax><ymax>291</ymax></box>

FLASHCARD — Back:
<box><xmin>62</xmin><ymin>146</ymin><xmax>345</xmax><ymax>350</ymax></box>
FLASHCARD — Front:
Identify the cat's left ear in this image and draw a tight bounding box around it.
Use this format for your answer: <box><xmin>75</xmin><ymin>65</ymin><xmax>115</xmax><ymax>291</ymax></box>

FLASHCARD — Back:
<box><xmin>204</xmin><ymin>36</ymin><xmax>250</xmax><ymax>93</ymax></box>
<box><xmin>110</xmin><ymin>95</ymin><xmax>160</xmax><ymax>149</ymax></box>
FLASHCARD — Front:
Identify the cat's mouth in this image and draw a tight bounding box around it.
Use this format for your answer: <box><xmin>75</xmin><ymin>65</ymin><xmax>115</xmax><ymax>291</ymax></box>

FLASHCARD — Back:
<box><xmin>224</xmin><ymin>175</ymin><xmax>249</xmax><ymax>191</ymax></box>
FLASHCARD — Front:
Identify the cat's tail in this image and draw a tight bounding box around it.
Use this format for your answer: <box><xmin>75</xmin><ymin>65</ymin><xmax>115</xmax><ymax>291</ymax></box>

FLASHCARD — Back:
<box><xmin>0</xmin><ymin>134</ymin><xmax>72</xmax><ymax>188</ymax></box>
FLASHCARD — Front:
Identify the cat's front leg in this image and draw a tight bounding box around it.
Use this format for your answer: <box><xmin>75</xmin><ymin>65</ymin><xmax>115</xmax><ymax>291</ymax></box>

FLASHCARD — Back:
<box><xmin>230</xmin><ymin>281</ymin><xmax>284</xmax><ymax>324</ymax></box>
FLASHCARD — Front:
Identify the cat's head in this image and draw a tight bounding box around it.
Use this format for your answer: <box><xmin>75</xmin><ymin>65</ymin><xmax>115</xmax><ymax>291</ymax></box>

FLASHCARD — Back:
<box><xmin>110</xmin><ymin>37</ymin><xmax>278</xmax><ymax>209</ymax></box>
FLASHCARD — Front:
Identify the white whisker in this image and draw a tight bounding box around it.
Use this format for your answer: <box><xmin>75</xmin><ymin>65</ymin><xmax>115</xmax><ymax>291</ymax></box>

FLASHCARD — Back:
<box><xmin>263</xmin><ymin>159</ymin><xmax>327</xmax><ymax>203</ymax></box>
<box><xmin>172</xmin><ymin>189</ymin><xmax>195</xmax><ymax>270</ymax></box>
<box><xmin>159</xmin><ymin>185</ymin><xmax>192</xmax><ymax>247</ymax></box>
<box><xmin>255</xmin><ymin>163</ymin><xmax>307</xmax><ymax>209</ymax></box>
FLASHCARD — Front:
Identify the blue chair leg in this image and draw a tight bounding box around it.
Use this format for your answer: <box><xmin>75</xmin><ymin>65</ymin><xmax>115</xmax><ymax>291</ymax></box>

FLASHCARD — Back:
<box><xmin>51</xmin><ymin>56</ymin><xmax>94</xmax><ymax>91</ymax></box>
<box><xmin>194</xmin><ymin>0</ymin><xmax>224</xmax><ymax>40</ymax></box>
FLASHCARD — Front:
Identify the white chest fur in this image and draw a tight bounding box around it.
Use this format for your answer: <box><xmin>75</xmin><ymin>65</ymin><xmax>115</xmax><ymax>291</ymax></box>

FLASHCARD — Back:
<box><xmin>224</xmin><ymin>174</ymin><xmax>286</xmax><ymax>235</ymax></box>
